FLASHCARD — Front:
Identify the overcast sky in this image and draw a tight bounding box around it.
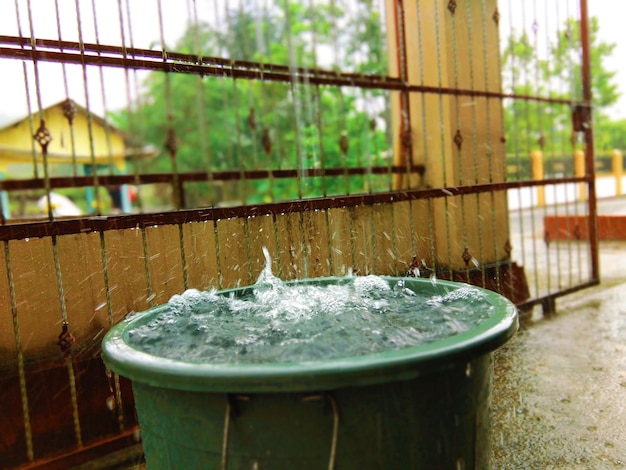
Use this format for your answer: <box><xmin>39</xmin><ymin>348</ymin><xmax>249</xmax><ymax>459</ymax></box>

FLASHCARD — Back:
<box><xmin>0</xmin><ymin>0</ymin><xmax>624</xmax><ymax>124</ymax></box>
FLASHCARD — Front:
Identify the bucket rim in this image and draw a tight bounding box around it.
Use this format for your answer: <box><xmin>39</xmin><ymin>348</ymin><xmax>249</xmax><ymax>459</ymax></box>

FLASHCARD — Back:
<box><xmin>101</xmin><ymin>276</ymin><xmax>518</xmax><ymax>393</ymax></box>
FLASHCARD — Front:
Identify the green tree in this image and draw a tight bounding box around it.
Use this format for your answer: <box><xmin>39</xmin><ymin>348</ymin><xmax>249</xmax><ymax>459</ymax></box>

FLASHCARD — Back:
<box><xmin>502</xmin><ymin>16</ymin><xmax>622</xmax><ymax>169</ymax></box>
<box><xmin>113</xmin><ymin>0</ymin><xmax>390</xmax><ymax>208</ymax></box>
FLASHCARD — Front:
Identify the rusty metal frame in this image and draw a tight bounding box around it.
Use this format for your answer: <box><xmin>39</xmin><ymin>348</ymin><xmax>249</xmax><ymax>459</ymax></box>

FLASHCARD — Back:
<box><xmin>0</xmin><ymin>175</ymin><xmax>590</xmax><ymax>241</ymax></box>
<box><xmin>579</xmin><ymin>0</ymin><xmax>600</xmax><ymax>283</ymax></box>
<box><xmin>0</xmin><ymin>34</ymin><xmax>577</xmax><ymax>106</ymax></box>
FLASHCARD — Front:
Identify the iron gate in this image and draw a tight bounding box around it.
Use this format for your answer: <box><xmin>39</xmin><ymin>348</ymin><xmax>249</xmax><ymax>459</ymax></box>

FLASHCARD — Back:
<box><xmin>0</xmin><ymin>0</ymin><xmax>598</xmax><ymax>467</ymax></box>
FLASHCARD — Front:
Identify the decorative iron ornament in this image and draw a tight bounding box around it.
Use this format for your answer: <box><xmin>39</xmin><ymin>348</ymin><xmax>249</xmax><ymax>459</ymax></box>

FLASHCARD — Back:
<box><xmin>33</xmin><ymin>120</ymin><xmax>53</xmax><ymax>152</ymax></box>
<box><xmin>543</xmin><ymin>228</ymin><xmax>551</xmax><ymax>246</ymax></box>
<box><xmin>448</xmin><ymin>0</ymin><xmax>457</xmax><ymax>15</ymax></box>
<box><xmin>462</xmin><ymin>247</ymin><xmax>472</xmax><ymax>266</ymax></box>
<box><xmin>573</xmin><ymin>224</ymin><xmax>582</xmax><ymax>240</ymax></box>
<box><xmin>572</xmin><ymin>104</ymin><xmax>591</xmax><ymax>132</ymax></box>
<box><xmin>62</xmin><ymin>98</ymin><xmax>77</xmax><ymax>124</ymax></box>
<box><xmin>400</xmin><ymin>128</ymin><xmax>412</xmax><ymax>151</ymax></box>
<box><xmin>369</xmin><ymin>117</ymin><xmax>377</xmax><ymax>132</ymax></box>
<box><xmin>57</xmin><ymin>322</ymin><xmax>76</xmax><ymax>358</ymax></box>
<box><xmin>504</xmin><ymin>240</ymin><xmax>512</xmax><ymax>257</ymax></box>
<box><xmin>165</xmin><ymin>127</ymin><xmax>178</xmax><ymax>155</ymax></box>
<box><xmin>247</xmin><ymin>107</ymin><xmax>256</xmax><ymax>132</ymax></box>
<box><xmin>531</xmin><ymin>19</ymin><xmax>539</xmax><ymax>35</ymax></box>
<box><xmin>407</xmin><ymin>256</ymin><xmax>421</xmax><ymax>277</ymax></box>
<box><xmin>492</xmin><ymin>8</ymin><xmax>500</xmax><ymax>26</ymax></box>
<box><xmin>338</xmin><ymin>131</ymin><xmax>349</xmax><ymax>157</ymax></box>
<box><xmin>537</xmin><ymin>133</ymin><xmax>545</xmax><ymax>150</ymax></box>
<box><xmin>453</xmin><ymin>129</ymin><xmax>464</xmax><ymax>150</ymax></box>
<box><xmin>261</xmin><ymin>127</ymin><xmax>272</xmax><ymax>155</ymax></box>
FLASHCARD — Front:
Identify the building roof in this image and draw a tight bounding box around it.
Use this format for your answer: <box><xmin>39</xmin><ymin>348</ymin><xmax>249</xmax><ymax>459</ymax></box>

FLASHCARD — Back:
<box><xmin>0</xmin><ymin>99</ymin><xmax>154</xmax><ymax>171</ymax></box>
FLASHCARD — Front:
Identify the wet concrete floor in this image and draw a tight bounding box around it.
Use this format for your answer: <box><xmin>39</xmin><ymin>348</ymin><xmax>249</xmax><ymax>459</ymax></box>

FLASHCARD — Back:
<box><xmin>491</xmin><ymin>240</ymin><xmax>626</xmax><ymax>469</ymax></box>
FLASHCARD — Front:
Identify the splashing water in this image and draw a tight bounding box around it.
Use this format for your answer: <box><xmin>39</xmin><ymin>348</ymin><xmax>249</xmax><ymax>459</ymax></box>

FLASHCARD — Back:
<box><xmin>127</xmin><ymin>255</ymin><xmax>494</xmax><ymax>364</ymax></box>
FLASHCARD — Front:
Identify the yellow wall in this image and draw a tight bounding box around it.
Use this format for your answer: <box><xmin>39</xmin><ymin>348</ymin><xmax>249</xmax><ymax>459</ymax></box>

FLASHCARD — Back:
<box><xmin>386</xmin><ymin>0</ymin><xmax>508</xmax><ymax>270</ymax></box>
<box><xmin>0</xmin><ymin>103</ymin><xmax>127</xmax><ymax>172</ymax></box>
<box><xmin>0</xmin><ymin>203</ymin><xmax>431</xmax><ymax>364</ymax></box>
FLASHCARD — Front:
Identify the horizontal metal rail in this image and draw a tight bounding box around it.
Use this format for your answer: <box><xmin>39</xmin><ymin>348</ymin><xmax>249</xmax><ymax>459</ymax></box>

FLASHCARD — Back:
<box><xmin>0</xmin><ymin>176</ymin><xmax>592</xmax><ymax>241</ymax></box>
<box><xmin>0</xmin><ymin>165</ymin><xmax>424</xmax><ymax>192</ymax></box>
<box><xmin>516</xmin><ymin>280</ymin><xmax>600</xmax><ymax>313</ymax></box>
<box><xmin>0</xmin><ymin>35</ymin><xmax>579</xmax><ymax>105</ymax></box>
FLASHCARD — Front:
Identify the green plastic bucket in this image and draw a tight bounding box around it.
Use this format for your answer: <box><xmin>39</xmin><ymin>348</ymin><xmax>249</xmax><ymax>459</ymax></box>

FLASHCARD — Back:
<box><xmin>102</xmin><ymin>277</ymin><xmax>517</xmax><ymax>469</ymax></box>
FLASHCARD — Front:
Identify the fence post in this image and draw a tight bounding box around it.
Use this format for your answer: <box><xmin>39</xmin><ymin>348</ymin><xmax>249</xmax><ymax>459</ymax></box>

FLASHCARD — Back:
<box><xmin>530</xmin><ymin>150</ymin><xmax>545</xmax><ymax>206</ymax></box>
<box><xmin>574</xmin><ymin>149</ymin><xmax>586</xmax><ymax>201</ymax></box>
<box><xmin>612</xmin><ymin>149</ymin><xmax>624</xmax><ymax>196</ymax></box>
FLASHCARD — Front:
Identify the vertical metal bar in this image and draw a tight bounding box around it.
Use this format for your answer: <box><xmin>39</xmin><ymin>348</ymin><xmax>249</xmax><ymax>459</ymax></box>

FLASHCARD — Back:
<box><xmin>26</xmin><ymin>0</ymin><xmax>54</xmax><ymax>220</ymax></box>
<box><xmin>520</xmin><ymin>0</ymin><xmax>541</xmax><ymax>299</ymax></box>
<box><xmin>214</xmin><ymin>218</ymin><xmax>224</xmax><ymax>289</ymax></box>
<box><xmin>117</xmin><ymin>0</ymin><xmax>142</xmax><ymax>212</ymax></box>
<box><xmin>414</xmin><ymin>0</ymin><xmax>437</xmax><ymax>274</ymax></box>
<box><xmin>544</xmin><ymin>1</ymin><xmax>561</xmax><ymax>293</ymax></box>
<box><xmin>530</xmin><ymin>0</ymin><xmax>552</xmax><ymax>296</ymax></box>
<box><xmin>74</xmin><ymin>0</ymin><xmax>102</xmax><ymax>215</ymax></box>
<box><xmin>506</xmin><ymin>0</ymin><xmax>528</xmax><ymax>298</ymax></box>
<box><xmin>141</xmin><ymin>227</ymin><xmax>156</xmax><ymax>307</ymax></box>
<box><xmin>190</xmin><ymin>0</ymin><xmax>213</xmax><ymax>205</ymax></box>
<box><xmin>4</xmin><ymin>241</ymin><xmax>34</xmax><ymax>462</ymax></box>
<box><xmin>99</xmin><ymin>230</ymin><xmax>125</xmax><ymax>430</ymax></box>
<box><xmin>579</xmin><ymin>0</ymin><xmax>599</xmax><ymax>282</ymax></box>
<box><xmin>90</xmin><ymin>0</ymin><xmax>116</xmax><ymax>175</ymax></box>
<box><xmin>392</xmin><ymin>0</ymin><xmax>413</xmax><ymax>191</ymax></box>
<box><xmin>449</xmin><ymin>3</ymin><xmax>471</xmax><ymax>283</ymax></box>
<box><xmin>433</xmin><ymin>0</ymin><xmax>453</xmax><ymax>280</ymax></box>
<box><xmin>328</xmin><ymin>0</ymin><xmax>350</xmax><ymax>196</ymax></box>
<box><xmin>156</xmin><ymin>0</ymin><xmax>182</xmax><ymax>209</ymax></box>
<box><xmin>481</xmin><ymin>0</ymin><xmax>504</xmax><ymax>294</ymax></box>
<box><xmin>568</xmin><ymin>0</ymin><xmax>585</xmax><ymax>287</ymax></box>
<box><xmin>462</xmin><ymin>0</ymin><xmax>486</xmax><ymax>287</ymax></box>
<box><xmin>54</xmin><ymin>0</ymin><xmax>79</xmax><ymax>177</ymax></box>
<box><xmin>13</xmin><ymin>0</ymin><xmax>38</xmax><ymax>180</ymax></box>
<box><xmin>51</xmin><ymin>236</ymin><xmax>83</xmax><ymax>447</ymax></box>
<box><xmin>283</xmin><ymin>0</ymin><xmax>304</xmax><ymax>200</ymax></box>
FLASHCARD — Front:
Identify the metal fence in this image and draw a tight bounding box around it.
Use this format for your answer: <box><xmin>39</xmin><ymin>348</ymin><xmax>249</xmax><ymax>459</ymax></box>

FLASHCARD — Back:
<box><xmin>0</xmin><ymin>0</ymin><xmax>598</xmax><ymax>467</ymax></box>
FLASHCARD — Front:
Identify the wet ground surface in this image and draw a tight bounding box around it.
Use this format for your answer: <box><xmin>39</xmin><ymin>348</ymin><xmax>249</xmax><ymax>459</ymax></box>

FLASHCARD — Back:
<box><xmin>491</xmin><ymin>240</ymin><xmax>626</xmax><ymax>469</ymax></box>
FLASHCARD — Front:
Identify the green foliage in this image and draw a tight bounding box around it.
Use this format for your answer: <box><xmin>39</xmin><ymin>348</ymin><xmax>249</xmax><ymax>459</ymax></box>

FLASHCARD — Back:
<box><xmin>502</xmin><ymin>16</ymin><xmax>622</xmax><ymax>161</ymax></box>
<box><xmin>595</xmin><ymin>118</ymin><xmax>626</xmax><ymax>152</ymax></box>
<box><xmin>111</xmin><ymin>0</ymin><xmax>390</xmax><ymax>208</ymax></box>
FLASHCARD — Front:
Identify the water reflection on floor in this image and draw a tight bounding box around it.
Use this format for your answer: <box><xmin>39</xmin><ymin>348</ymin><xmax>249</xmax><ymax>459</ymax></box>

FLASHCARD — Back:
<box><xmin>491</xmin><ymin>243</ymin><xmax>626</xmax><ymax>468</ymax></box>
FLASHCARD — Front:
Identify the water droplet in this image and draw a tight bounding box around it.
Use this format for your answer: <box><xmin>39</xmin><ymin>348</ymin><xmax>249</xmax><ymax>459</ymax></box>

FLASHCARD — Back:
<box><xmin>456</xmin><ymin>457</ymin><xmax>466</xmax><ymax>470</ymax></box>
<box><xmin>430</xmin><ymin>272</ymin><xmax>438</xmax><ymax>286</ymax></box>
<box><xmin>262</xmin><ymin>246</ymin><xmax>272</xmax><ymax>272</ymax></box>
<box><xmin>465</xmin><ymin>362</ymin><xmax>472</xmax><ymax>377</ymax></box>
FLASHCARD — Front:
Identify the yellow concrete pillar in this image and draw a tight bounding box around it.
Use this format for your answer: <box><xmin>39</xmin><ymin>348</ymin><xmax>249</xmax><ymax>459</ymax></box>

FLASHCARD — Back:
<box><xmin>573</xmin><ymin>149</ymin><xmax>586</xmax><ymax>201</ymax></box>
<box><xmin>612</xmin><ymin>149</ymin><xmax>623</xmax><ymax>196</ymax></box>
<box><xmin>386</xmin><ymin>0</ymin><xmax>507</xmax><ymax>270</ymax></box>
<box><xmin>530</xmin><ymin>150</ymin><xmax>545</xmax><ymax>207</ymax></box>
